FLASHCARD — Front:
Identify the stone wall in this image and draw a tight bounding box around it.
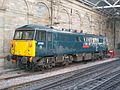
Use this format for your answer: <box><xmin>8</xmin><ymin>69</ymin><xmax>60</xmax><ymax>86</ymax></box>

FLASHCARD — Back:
<box><xmin>0</xmin><ymin>0</ymin><xmax>113</xmax><ymax>56</ymax></box>
<box><xmin>115</xmin><ymin>20</ymin><xmax>120</xmax><ymax>49</ymax></box>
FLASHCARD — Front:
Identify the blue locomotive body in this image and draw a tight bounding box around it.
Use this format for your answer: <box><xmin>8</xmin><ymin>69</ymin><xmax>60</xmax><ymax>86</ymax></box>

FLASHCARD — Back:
<box><xmin>34</xmin><ymin>25</ymin><xmax>108</xmax><ymax>57</ymax></box>
<box><xmin>8</xmin><ymin>24</ymin><xmax>108</xmax><ymax>70</ymax></box>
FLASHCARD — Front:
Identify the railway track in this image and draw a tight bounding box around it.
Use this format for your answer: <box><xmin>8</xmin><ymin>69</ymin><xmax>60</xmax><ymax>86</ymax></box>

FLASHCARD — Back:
<box><xmin>0</xmin><ymin>68</ymin><xmax>19</xmax><ymax>75</ymax></box>
<box><xmin>0</xmin><ymin>61</ymin><xmax>83</xmax><ymax>81</ymax></box>
<box><xmin>35</xmin><ymin>60</ymin><xmax>120</xmax><ymax>90</ymax></box>
<box><xmin>90</xmin><ymin>71</ymin><xmax>120</xmax><ymax>90</ymax></box>
<box><xmin>2</xmin><ymin>59</ymin><xmax>120</xmax><ymax>90</ymax></box>
<box><xmin>0</xmin><ymin>68</ymin><xmax>28</xmax><ymax>80</ymax></box>
<box><xmin>0</xmin><ymin>59</ymin><xmax>103</xmax><ymax>82</ymax></box>
<box><xmin>104</xmin><ymin>79</ymin><xmax>120</xmax><ymax>90</ymax></box>
<box><xmin>0</xmin><ymin>61</ymin><xmax>73</xmax><ymax>81</ymax></box>
<box><xmin>69</xmin><ymin>66</ymin><xmax>120</xmax><ymax>90</ymax></box>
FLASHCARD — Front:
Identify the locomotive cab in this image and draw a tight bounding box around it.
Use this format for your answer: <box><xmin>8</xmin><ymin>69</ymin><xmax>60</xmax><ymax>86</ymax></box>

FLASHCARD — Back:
<box><xmin>10</xmin><ymin>30</ymin><xmax>36</xmax><ymax>57</ymax></box>
<box><xmin>8</xmin><ymin>24</ymin><xmax>51</xmax><ymax>65</ymax></box>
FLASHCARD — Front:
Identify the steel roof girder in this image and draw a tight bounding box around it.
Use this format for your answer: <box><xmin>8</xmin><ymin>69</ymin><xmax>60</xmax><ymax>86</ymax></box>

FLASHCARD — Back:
<box><xmin>96</xmin><ymin>5</ymin><xmax>120</xmax><ymax>9</ymax></box>
<box><xmin>113</xmin><ymin>0</ymin><xmax>120</xmax><ymax>5</ymax></box>
<box><xmin>84</xmin><ymin>0</ymin><xmax>96</xmax><ymax>5</ymax></box>
<box><xmin>94</xmin><ymin>0</ymin><xmax>102</xmax><ymax>6</ymax></box>
<box><xmin>78</xmin><ymin>0</ymin><xmax>96</xmax><ymax>6</ymax></box>
<box><xmin>103</xmin><ymin>0</ymin><xmax>112</xmax><ymax>6</ymax></box>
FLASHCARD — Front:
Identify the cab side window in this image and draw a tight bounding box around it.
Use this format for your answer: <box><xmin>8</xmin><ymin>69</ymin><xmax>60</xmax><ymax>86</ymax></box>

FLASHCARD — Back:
<box><xmin>41</xmin><ymin>31</ymin><xmax>46</xmax><ymax>41</ymax></box>
<box><xmin>36</xmin><ymin>31</ymin><xmax>41</xmax><ymax>41</ymax></box>
<box><xmin>99</xmin><ymin>38</ymin><xmax>103</xmax><ymax>43</ymax></box>
<box><xmin>36</xmin><ymin>31</ymin><xmax>46</xmax><ymax>41</ymax></box>
<box><xmin>48</xmin><ymin>33</ymin><xmax>52</xmax><ymax>41</ymax></box>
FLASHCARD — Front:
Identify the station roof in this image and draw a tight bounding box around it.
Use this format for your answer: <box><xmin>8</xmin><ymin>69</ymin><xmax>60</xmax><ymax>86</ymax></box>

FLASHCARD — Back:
<box><xmin>76</xmin><ymin>0</ymin><xmax>120</xmax><ymax>18</ymax></box>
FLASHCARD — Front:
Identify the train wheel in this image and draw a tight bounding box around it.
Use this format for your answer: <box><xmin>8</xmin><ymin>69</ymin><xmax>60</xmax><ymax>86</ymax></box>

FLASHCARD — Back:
<box><xmin>63</xmin><ymin>56</ymin><xmax>69</xmax><ymax>66</ymax></box>
<box><xmin>26</xmin><ymin>62</ymin><xmax>43</xmax><ymax>71</ymax></box>
<box><xmin>17</xmin><ymin>61</ymin><xmax>25</xmax><ymax>69</ymax></box>
<box><xmin>17</xmin><ymin>57</ymin><xmax>27</xmax><ymax>69</ymax></box>
<box><xmin>69</xmin><ymin>55</ymin><xmax>73</xmax><ymax>63</ymax></box>
<box><xmin>51</xmin><ymin>58</ymin><xmax>56</xmax><ymax>67</ymax></box>
<box><xmin>47</xmin><ymin>57</ymin><xmax>56</xmax><ymax>67</ymax></box>
<box><xmin>31</xmin><ymin>63</ymin><xmax>43</xmax><ymax>71</ymax></box>
<box><xmin>26</xmin><ymin>62</ymin><xmax>33</xmax><ymax>71</ymax></box>
<box><xmin>43</xmin><ymin>58</ymin><xmax>53</xmax><ymax>69</ymax></box>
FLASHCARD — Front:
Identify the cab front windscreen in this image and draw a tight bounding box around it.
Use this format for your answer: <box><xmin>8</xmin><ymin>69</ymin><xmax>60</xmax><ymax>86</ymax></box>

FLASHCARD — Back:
<box><xmin>14</xmin><ymin>30</ymin><xmax>35</xmax><ymax>40</ymax></box>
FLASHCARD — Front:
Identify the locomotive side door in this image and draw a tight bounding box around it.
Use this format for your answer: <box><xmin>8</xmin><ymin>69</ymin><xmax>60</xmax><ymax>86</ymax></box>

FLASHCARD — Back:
<box><xmin>46</xmin><ymin>32</ymin><xmax>53</xmax><ymax>55</ymax></box>
<box><xmin>36</xmin><ymin>30</ymin><xmax>47</xmax><ymax>56</ymax></box>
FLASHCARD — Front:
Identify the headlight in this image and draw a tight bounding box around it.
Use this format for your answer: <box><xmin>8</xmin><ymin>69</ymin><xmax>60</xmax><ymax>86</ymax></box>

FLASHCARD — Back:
<box><xmin>11</xmin><ymin>48</ymin><xmax>15</xmax><ymax>54</ymax></box>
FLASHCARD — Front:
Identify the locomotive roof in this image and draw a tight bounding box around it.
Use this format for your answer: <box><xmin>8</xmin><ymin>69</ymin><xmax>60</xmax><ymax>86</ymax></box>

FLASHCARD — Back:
<box><xmin>16</xmin><ymin>24</ymin><xmax>50</xmax><ymax>30</ymax></box>
<box><xmin>16</xmin><ymin>24</ymin><xmax>105</xmax><ymax>38</ymax></box>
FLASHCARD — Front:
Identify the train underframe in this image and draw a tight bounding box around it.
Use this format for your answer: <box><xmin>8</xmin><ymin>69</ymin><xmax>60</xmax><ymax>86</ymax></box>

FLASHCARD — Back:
<box><xmin>7</xmin><ymin>51</ymin><xmax>108</xmax><ymax>71</ymax></box>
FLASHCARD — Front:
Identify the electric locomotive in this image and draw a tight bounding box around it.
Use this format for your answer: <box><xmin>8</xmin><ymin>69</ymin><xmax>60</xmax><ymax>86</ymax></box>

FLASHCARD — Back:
<box><xmin>7</xmin><ymin>24</ymin><xmax>109</xmax><ymax>70</ymax></box>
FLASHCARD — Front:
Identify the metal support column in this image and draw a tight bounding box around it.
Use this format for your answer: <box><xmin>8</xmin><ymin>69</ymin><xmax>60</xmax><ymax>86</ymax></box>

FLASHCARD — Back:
<box><xmin>113</xmin><ymin>19</ymin><xmax>116</xmax><ymax>49</ymax></box>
